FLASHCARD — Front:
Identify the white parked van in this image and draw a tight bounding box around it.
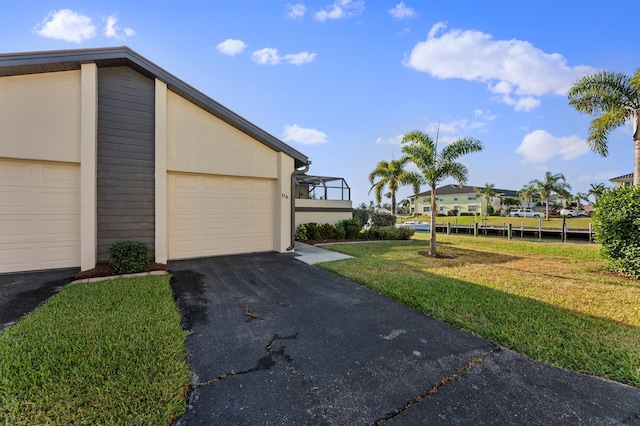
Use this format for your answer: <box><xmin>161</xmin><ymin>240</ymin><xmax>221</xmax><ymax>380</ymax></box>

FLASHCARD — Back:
<box><xmin>509</xmin><ymin>208</ymin><xmax>541</xmax><ymax>218</ymax></box>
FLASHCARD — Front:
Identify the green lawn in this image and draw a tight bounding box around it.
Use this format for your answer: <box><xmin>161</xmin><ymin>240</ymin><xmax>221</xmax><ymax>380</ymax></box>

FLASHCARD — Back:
<box><xmin>0</xmin><ymin>275</ymin><xmax>191</xmax><ymax>425</ymax></box>
<box><xmin>399</xmin><ymin>214</ymin><xmax>593</xmax><ymax>229</ymax></box>
<box><xmin>318</xmin><ymin>234</ymin><xmax>640</xmax><ymax>387</ymax></box>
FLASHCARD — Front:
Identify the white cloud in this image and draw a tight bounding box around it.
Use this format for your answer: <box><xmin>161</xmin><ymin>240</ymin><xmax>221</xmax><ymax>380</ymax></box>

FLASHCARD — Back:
<box><xmin>576</xmin><ymin>171</ymin><xmax>619</xmax><ymax>182</ymax></box>
<box><xmin>103</xmin><ymin>14</ymin><xmax>134</xmax><ymax>40</ymax></box>
<box><xmin>404</xmin><ymin>22</ymin><xmax>594</xmax><ymax>110</ymax></box>
<box><xmin>287</xmin><ymin>3</ymin><xmax>307</xmax><ymax>19</ymax></box>
<box><xmin>252</xmin><ymin>48</ymin><xmax>316</xmax><ymax>65</ymax></box>
<box><xmin>216</xmin><ymin>39</ymin><xmax>247</xmax><ymax>56</ymax></box>
<box><xmin>34</xmin><ymin>9</ymin><xmax>96</xmax><ymax>43</ymax></box>
<box><xmin>516</xmin><ymin>130</ymin><xmax>590</xmax><ymax>163</ymax></box>
<box><xmin>389</xmin><ymin>2</ymin><xmax>418</xmax><ymax>20</ymax></box>
<box><xmin>282</xmin><ymin>124</ymin><xmax>328</xmax><ymax>144</ymax></box>
<box><xmin>284</xmin><ymin>51</ymin><xmax>316</xmax><ymax>65</ymax></box>
<box><xmin>375</xmin><ymin>134</ymin><xmax>404</xmax><ymax>145</ymax></box>
<box><xmin>315</xmin><ymin>0</ymin><xmax>364</xmax><ymax>21</ymax></box>
<box><xmin>252</xmin><ymin>48</ymin><xmax>280</xmax><ymax>65</ymax></box>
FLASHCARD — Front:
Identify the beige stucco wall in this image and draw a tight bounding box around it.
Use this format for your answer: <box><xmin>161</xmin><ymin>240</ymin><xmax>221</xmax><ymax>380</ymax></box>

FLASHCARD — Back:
<box><xmin>295</xmin><ymin>199</ymin><xmax>353</xmax><ymax>228</ymax></box>
<box><xmin>166</xmin><ymin>91</ymin><xmax>278</xmax><ymax>178</ymax></box>
<box><xmin>0</xmin><ymin>70</ymin><xmax>81</xmax><ymax>163</ymax></box>
<box><xmin>275</xmin><ymin>153</ymin><xmax>294</xmax><ymax>251</ymax></box>
<box><xmin>80</xmin><ymin>64</ymin><xmax>98</xmax><ymax>271</ymax></box>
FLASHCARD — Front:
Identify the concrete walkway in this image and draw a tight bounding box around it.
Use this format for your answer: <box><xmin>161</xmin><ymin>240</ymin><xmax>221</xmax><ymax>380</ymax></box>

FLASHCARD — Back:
<box><xmin>169</xmin><ymin>252</ymin><xmax>640</xmax><ymax>425</ymax></box>
<box><xmin>292</xmin><ymin>242</ymin><xmax>353</xmax><ymax>264</ymax></box>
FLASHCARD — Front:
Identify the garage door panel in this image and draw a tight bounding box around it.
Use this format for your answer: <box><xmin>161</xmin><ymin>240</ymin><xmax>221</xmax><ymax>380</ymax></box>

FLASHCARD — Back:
<box><xmin>0</xmin><ymin>160</ymin><xmax>80</xmax><ymax>273</ymax></box>
<box><xmin>168</xmin><ymin>173</ymin><xmax>275</xmax><ymax>260</ymax></box>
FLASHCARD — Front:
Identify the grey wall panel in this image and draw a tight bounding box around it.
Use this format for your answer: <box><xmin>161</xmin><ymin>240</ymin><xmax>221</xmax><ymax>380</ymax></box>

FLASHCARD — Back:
<box><xmin>97</xmin><ymin>66</ymin><xmax>155</xmax><ymax>262</ymax></box>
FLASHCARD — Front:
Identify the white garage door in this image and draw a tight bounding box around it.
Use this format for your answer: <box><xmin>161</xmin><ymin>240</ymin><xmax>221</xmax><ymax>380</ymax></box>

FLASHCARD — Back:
<box><xmin>0</xmin><ymin>159</ymin><xmax>80</xmax><ymax>273</ymax></box>
<box><xmin>168</xmin><ymin>173</ymin><xmax>275</xmax><ymax>260</ymax></box>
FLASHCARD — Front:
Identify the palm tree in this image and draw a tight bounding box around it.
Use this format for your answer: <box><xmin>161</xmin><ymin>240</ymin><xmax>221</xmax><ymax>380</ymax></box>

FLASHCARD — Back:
<box><xmin>529</xmin><ymin>172</ymin><xmax>572</xmax><ymax>220</ymax></box>
<box><xmin>518</xmin><ymin>184</ymin><xmax>538</xmax><ymax>208</ymax></box>
<box><xmin>475</xmin><ymin>183</ymin><xmax>497</xmax><ymax>219</ymax></box>
<box><xmin>568</xmin><ymin>69</ymin><xmax>640</xmax><ymax>185</ymax></box>
<box><xmin>587</xmin><ymin>182</ymin><xmax>607</xmax><ymax>203</ymax></box>
<box><xmin>575</xmin><ymin>192</ymin><xmax>590</xmax><ymax>209</ymax></box>
<box><xmin>368</xmin><ymin>158</ymin><xmax>423</xmax><ymax>215</ymax></box>
<box><xmin>401</xmin><ymin>130</ymin><xmax>483</xmax><ymax>255</ymax></box>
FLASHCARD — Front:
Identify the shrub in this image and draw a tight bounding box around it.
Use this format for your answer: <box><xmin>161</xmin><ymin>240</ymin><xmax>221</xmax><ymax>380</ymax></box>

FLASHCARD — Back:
<box><xmin>362</xmin><ymin>226</ymin><xmax>415</xmax><ymax>240</ymax></box>
<box><xmin>592</xmin><ymin>185</ymin><xmax>640</xmax><ymax>278</ymax></box>
<box><xmin>353</xmin><ymin>207</ymin><xmax>372</xmax><ymax>226</ymax></box>
<box><xmin>338</xmin><ymin>218</ymin><xmax>363</xmax><ymax>239</ymax></box>
<box><xmin>448</xmin><ymin>209</ymin><xmax>459</xmax><ymax>216</ymax></box>
<box><xmin>486</xmin><ymin>205</ymin><xmax>495</xmax><ymax>215</ymax></box>
<box><xmin>108</xmin><ymin>241</ymin><xmax>150</xmax><ymax>274</ymax></box>
<box><xmin>295</xmin><ymin>223</ymin><xmax>308</xmax><ymax>240</ymax></box>
<box><xmin>320</xmin><ymin>223</ymin><xmax>336</xmax><ymax>240</ymax></box>
<box><xmin>370</xmin><ymin>212</ymin><xmax>396</xmax><ymax>227</ymax></box>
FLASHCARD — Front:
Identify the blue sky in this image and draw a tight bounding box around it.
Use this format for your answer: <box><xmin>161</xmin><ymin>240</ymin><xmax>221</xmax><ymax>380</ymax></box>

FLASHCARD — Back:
<box><xmin>1</xmin><ymin>1</ymin><xmax>636</xmax><ymax>205</ymax></box>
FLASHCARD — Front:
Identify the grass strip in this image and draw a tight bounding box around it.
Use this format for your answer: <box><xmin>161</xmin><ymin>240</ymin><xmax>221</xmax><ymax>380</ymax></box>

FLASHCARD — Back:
<box><xmin>318</xmin><ymin>235</ymin><xmax>640</xmax><ymax>387</ymax></box>
<box><xmin>0</xmin><ymin>275</ymin><xmax>190</xmax><ymax>425</ymax></box>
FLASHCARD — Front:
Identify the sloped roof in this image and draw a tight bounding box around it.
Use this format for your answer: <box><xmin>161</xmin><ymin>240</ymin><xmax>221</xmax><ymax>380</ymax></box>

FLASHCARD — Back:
<box><xmin>0</xmin><ymin>46</ymin><xmax>309</xmax><ymax>168</ymax></box>
<box><xmin>610</xmin><ymin>173</ymin><xmax>633</xmax><ymax>182</ymax></box>
<box><xmin>411</xmin><ymin>184</ymin><xmax>518</xmax><ymax>198</ymax></box>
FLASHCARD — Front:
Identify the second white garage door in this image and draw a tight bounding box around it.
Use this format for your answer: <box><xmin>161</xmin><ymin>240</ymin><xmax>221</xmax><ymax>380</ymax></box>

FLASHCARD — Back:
<box><xmin>168</xmin><ymin>173</ymin><xmax>275</xmax><ymax>260</ymax></box>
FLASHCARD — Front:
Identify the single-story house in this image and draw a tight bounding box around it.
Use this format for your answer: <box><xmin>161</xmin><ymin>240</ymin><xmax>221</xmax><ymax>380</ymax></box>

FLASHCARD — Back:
<box><xmin>0</xmin><ymin>46</ymin><xmax>321</xmax><ymax>274</ymax></box>
<box><xmin>408</xmin><ymin>185</ymin><xmax>519</xmax><ymax>215</ymax></box>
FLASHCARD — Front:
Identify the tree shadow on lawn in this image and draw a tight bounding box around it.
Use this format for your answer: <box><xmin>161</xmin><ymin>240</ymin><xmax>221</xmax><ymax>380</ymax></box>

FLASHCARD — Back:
<box><xmin>324</xmin><ymin>239</ymin><xmax>520</xmax><ymax>270</ymax></box>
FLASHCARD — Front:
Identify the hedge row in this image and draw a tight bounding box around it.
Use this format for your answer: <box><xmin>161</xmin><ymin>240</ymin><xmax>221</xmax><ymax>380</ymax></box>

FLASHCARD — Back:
<box><xmin>296</xmin><ymin>220</ymin><xmax>414</xmax><ymax>241</ymax></box>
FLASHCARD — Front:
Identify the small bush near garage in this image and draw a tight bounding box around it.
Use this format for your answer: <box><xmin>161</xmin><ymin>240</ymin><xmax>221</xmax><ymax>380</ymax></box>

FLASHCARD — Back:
<box><xmin>108</xmin><ymin>241</ymin><xmax>150</xmax><ymax>274</ymax></box>
<box><xmin>592</xmin><ymin>185</ymin><xmax>640</xmax><ymax>278</ymax></box>
<box><xmin>370</xmin><ymin>212</ymin><xmax>396</xmax><ymax>227</ymax></box>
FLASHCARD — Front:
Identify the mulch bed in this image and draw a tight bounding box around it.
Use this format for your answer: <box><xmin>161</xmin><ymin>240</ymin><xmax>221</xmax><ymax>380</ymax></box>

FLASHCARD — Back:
<box><xmin>75</xmin><ymin>262</ymin><xmax>168</xmax><ymax>280</ymax></box>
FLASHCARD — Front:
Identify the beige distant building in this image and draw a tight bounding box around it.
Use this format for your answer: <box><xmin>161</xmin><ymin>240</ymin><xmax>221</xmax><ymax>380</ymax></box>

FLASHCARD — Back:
<box><xmin>408</xmin><ymin>185</ymin><xmax>519</xmax><ymax>215</ymax></box>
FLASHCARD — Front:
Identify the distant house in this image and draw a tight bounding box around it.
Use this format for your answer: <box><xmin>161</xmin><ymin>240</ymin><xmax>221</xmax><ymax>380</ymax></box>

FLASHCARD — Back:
<box><xmin>610</xmin><ymin>173</ymin><xmax>633</xmax><ymax>187</ymax></box>
<box><xmin>408</xmin><ymin>185</ymin><xmax>519</xmax><ymax>215</ymax></box>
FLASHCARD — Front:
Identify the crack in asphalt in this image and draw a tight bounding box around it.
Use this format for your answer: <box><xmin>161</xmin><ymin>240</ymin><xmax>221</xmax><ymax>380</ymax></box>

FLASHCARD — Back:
<box><xmin>370</xmin><ymin>345</ymin><xmax>501</xmax><ymax>426</ymax></box>
<box><xmin>193</xmin><ymin>333</ymin><xmax>298</xmax><ymax>389</ymax></box>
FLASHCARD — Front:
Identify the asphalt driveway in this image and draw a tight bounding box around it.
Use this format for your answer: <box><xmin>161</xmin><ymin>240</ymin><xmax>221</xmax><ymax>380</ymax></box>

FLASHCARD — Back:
<box><xmin>169</xmin><ymin>252</ymin><xmax>640</xmax><ymax>425</ymax></box>
<box><xmin>0</xmin><ymin>268</ymin><xmax>77</xmax><ymax>332</ymax></box>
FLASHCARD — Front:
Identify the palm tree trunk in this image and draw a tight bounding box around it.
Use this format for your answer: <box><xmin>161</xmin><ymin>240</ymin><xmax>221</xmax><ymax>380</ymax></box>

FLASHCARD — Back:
<box><xmin>391</xmin><ymin>191</ymin><xmax>397</xmax><ymax>215</ymax></box>
<box><xmin>545</xmin><ymin>199</ymin><xmax>549</xmax><ymax>221</ymax></box>
<box><xmin>429</xmin><ymin>185</ymin><xmax>437</xmax><ymax>256</ymax></box>
<box><xmin>634</xmin><ymin>139</ymin><xmax>640</xmax><ymax>186</ymax></box>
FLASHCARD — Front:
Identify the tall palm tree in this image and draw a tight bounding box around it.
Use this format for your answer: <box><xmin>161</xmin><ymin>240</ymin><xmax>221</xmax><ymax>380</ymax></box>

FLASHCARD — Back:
<box><xmin>401</xmin><ymin>130</ymin><xmax>483</xmax><ymax>255</ymax></box>
<box><xmin>568</xmin><ymin>69</ymin><xmax>640</xmax><ymax>185</ymax></box>
<box><xmin>475</xmin><ymin>183</ymin><xmax>497</xmax><ymax>219</ymax></box>
<box><xmin>575</xmin><ymin>192</ymin><xmax>590</xmax><ymax>209</ymax></box>
<box><xmin>529</xmin><ymin>172</ymin><xmax>572</xmax><ymax>220</ymax></box>
<box><xmin>518</xmin><ymin>184</ymin><xmax>538</xmax><ymax>208</ymax></box>
<box><xmin>368</xmin><ymin>158</ymin><xmax>423</xmax><ymax>215</ymax></box>
<box><xmin>587</xmin><ymin>182</ymin><xmax>607</xmax><ymax>203</ymax></box>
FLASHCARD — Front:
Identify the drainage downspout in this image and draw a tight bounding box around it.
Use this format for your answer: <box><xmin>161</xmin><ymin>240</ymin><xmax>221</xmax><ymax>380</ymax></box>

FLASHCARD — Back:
<box><xmin>287</xmin><ymin>161</ymin><xmax>311</xmax><ymax>251</ymax></box>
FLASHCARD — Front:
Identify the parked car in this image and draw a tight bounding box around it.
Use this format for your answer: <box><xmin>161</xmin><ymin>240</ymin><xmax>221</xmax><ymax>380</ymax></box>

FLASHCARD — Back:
<box><xmin>546</xmin><ymin>209</ymin><xmax>559</xmax><ymax>217</ymax></box>
<box><xmin>576</xmin><ymin>210</ymin><xmax>589</xmax><ymax>217</ymax></box>
<box><xmin>560</xmin><ymin>209</ymin><xmax>577</xmax><ymax>217</ymax></box>
<box><xmin>509</xmin><ymin>208</ymin><xmax>541</xmax><ymax>218</ymax></box>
